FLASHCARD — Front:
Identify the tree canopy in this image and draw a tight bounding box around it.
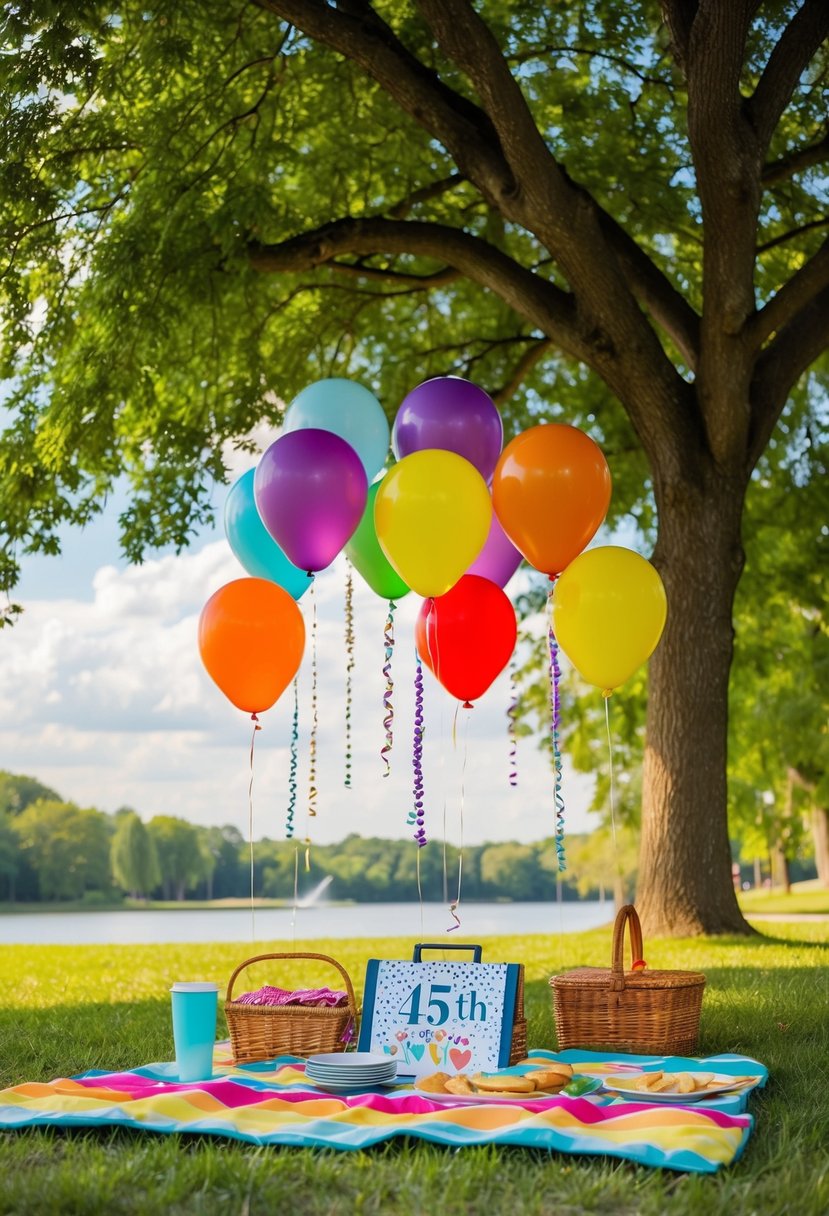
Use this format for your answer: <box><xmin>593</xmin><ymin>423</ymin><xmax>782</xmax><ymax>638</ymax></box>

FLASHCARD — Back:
<box><xmin>1</xmin><ymin>1</ymin><xmax>827</xmax><ymax>933</ymax></box>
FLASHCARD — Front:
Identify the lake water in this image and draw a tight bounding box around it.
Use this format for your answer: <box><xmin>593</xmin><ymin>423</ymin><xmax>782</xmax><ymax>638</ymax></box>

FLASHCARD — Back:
<box><xmin>0</xmin><ymin>900</ymin><xmax>614</xmax><ymax>946</ymax></box>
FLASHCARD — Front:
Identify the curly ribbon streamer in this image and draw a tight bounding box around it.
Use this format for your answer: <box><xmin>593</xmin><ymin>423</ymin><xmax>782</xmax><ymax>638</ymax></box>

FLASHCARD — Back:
<box><xmin>344</xmin><ymin>561</ymin><xmax>355</xmax><ymax>789</ymax></box>
<box><xmin>381</xmin><ymin>599</ymin><xmax>397</xmax><ymax>776</ymax></box>
<box><xmin>248</xmin><ymin>712</ymin><xmax>262</xmax><ymax>942</ymax></box>
<box><xmin>285</xmin><ymin>678</ymin><xmax>299</xmax><ymax>840</ymax></box>
<box><xmin>548</xmin><ymin>586</ymin><xmax>566</xmax><ymax>872</ymax></box>
<box><xmin>408</xmin><ymin>652</ymin><xmax>427</xmax><ymax>847</ymax></box>
<box><xmin>508</xmin><ymin>654</ymin><xmax>519</xmax><ymax>789</ymax></box>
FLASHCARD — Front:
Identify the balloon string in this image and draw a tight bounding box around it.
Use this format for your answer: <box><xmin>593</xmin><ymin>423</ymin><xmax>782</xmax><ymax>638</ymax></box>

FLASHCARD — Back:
<box><xmin>381</xmin><ymin>599</ymin><xmax>397</xmax><ymax>776</ymax></box>
<box><xmin>604</xmin><ymin>691</ymin><xmax>622</xmax><ymax>880</ymax></box>
<box><xmin>408</xmin><ymin>653</ymin><xmax>427</xmax><ymax>846</ymax></box>
<box><xmin>290</xmin><ymin>844</ymin><xmax>299</xmax><ymax>946</ymax></box>
<box><xmin>308</xmin><ymin>583</ymin><xmax>318</xmax><ymax>822</ymax></box>
<box><xmin>508</xmin><ymin>655</ymin><xmax>519</xmax><ymax>788</ymax></box>
<box><xmin>448</xmin><ymin>703</ymin><xmax>467</xmax><ymax>932</ymax></box>
<box><xmin>548</xmin><ymin>586</ymin><xmax>566</xmax><ymax>872</ymax></box>
<box><xmin>416</xmin><ymin>845</ymin><xmax>425</xmax><ymax>939</ymax></box>
<box><xmin>306</xmin><ymin>583</ymin><xmax>318</xmax><ymax>873</ymax></box>
<box><xmin>286</xmin><ymin>677</ymin><xmax>298</xmax><ymax>839</ymax></box>
<box><xmin>344</xmin><ymin>560</ymin><xmax>354</xmax><ymax>789</ymax></box>
<box><xmin>248</xmin><ymin>712</ymin><xmax>262</xmax><ymax>943</ymax></box>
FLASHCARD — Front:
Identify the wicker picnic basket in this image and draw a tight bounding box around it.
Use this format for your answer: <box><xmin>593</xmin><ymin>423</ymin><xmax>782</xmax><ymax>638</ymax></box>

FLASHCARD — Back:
<box><xmin>225</xmin><ymin>951</ymin><xmax>360</xmax><ymax>1063</ymax></box>
<box><xmin>509</xmin><ymin>964</ymin><xmax>529</xmax><ymax>1064</ymax></box>
<box><xmin>550</xmin><ymin>905</ymin><xmax>705</xmax><ymax>1056</ymax></box>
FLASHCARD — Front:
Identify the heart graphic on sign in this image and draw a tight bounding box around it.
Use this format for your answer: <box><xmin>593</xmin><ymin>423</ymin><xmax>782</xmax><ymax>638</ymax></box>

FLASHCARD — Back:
<box><xmin>383</xmin><ymin>1045</ymin><xmax>398</xmax><ymax>1055</ymax></box>
<box><xmin>428</xmin><ymin>1042</ymin><xmax>442</xmax><ymax>1065</ymax></box>
<box><xmin>450</xmin><ymin>1048</ymin><xmax>472</xmax><ymax>1070</ymax></box>
<box><xmin>409</xmin><ymin>1043</ymin><xmax>425</xmax><ymax>1061</ymax></box>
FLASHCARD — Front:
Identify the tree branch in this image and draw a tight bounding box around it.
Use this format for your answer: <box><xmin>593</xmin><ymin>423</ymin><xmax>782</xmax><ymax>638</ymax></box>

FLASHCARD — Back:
<box><xmin>413</xmin><ymin>0</ymin><xmax>693</xmax><ymax>452</ymax></box>
<box><xmin>762</xmin><ymin>130</ymin><xmax>829</xmax><ymax>186</ymax></box>
<box><xmin>329</xmin><ymin>258</ymin><xmax>459</xmax><ymax>288</ymax></box>
<box><xmin>748</xmin><ymin>236</ymin><xmax>829</xmax><ymax>349</ymax></box>
<box><xmin>387</xmin><ymin>173</ymin><xmax>465</xmax><ymax>219</ymax></box>
<box><xmin>491</xmin><ymin>339</ymin><xmax>552</xmax><ymax>406</ymax></box>
<box><xmin>749</xmin><ymin>282</ymin><xmax>829</xmax><ymax>469</ymax></box>
<box><xmin>659</xmin><ymin>1</ymin><xmax>699</xmax><ymax>71</ymax></box>
<box><xmin>749</xmin><ymin>0</ymin><xmax>829</xmax><ymax>153</ymax></box>
<box><xmin>757</xmin><ymin>216</ymin><xmax>829</xmax><ymax>254</ymax></box>
<box><xmin>252</xmin><ymin>0</ymin><xmax>516</xmax><ymax>205</ymax></box>
<box><xmin>247</xmin><ymin>215</ymin><xmax>588</xmax><ymax>357</ymax></box>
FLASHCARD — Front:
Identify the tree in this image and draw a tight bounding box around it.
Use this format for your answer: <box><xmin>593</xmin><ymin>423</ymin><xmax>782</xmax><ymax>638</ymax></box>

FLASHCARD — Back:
<box><xmin>2</xmin><ymin>3</ymin><xmax>827</xmax><ymax>933</ymax></box>
<box><xmin>11</xmin><ymin>800</ymin><xmax>113</xmax><ymax>901</ymax></box>
<box><xmin>147</xmin><ymin>814</ymin><xmax>206</xmax><ymax>901</ymax></box>
<box><xmin>0</xmin><ymin>772</ymin><xmax>62</xmax><ymax>816</ymax></box>
<box><xmin>110</xmin><ymin>810</ymin><xmax>161</xmax><ymax>900</ymax></box>
<box><xmin>0</xmin><ymin>810</ymin><xmax>19</xmax><ymax>901</ymax></box>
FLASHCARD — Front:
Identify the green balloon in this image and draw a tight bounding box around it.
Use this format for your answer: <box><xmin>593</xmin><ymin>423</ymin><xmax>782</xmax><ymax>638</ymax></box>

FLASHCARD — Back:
<box><xmin>346</xmin><ymin>481</ymin><xmax>410</xmax><ymax>599</ymax></box>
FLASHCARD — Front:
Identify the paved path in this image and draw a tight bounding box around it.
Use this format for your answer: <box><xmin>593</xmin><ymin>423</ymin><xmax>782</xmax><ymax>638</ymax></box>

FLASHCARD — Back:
<box><xmin>744</xmin><ymin>912</ymin><xmax>829</xmax><ymax>922</ymax></box>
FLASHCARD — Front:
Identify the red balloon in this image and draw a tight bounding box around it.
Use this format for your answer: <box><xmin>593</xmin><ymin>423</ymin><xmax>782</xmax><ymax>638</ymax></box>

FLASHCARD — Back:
<box><xmin>415</xmin><ymin>575</ymin><xmax>517</xmax><ymax>705</ymax></box>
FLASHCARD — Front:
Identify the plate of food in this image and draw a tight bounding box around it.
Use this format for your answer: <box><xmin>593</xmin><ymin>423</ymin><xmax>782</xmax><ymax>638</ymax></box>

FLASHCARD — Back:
<box><xmin>602</xmin><ymin>1071</ymin><xmax>753</xmax><ymax>1101</ymax></box>
<box><xmin>414</xmin><ymin>1064</ymin><xmax>579</xmax><ymax>1104</ymax></box>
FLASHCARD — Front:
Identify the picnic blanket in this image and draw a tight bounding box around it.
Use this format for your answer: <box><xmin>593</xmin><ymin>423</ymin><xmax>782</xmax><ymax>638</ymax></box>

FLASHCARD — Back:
<box><xmin>0</xmin><ymin>1047</ymin><xmax>766</xmax><ymax>1174</ymax></box>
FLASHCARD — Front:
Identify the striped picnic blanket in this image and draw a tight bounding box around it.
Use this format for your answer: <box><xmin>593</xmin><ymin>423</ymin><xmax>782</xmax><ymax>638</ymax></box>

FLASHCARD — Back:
<box><xmin>0</xmin><ymin>1047</ymin><xmax>766</xmax><ymax>1174</ymax></box>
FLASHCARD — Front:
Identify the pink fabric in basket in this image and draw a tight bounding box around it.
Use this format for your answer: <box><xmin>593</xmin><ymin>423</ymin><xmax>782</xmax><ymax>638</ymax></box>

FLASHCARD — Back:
<box><xmin>234</xmin><ymin>985</ymin><xmax>348</xmax><ymax>1007</ymax></box>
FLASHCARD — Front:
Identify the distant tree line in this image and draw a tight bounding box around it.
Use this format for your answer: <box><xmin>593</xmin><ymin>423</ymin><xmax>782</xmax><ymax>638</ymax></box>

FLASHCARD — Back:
<box><xmin>0</xmin><ymin>769</ymin><xmax>647</xmax><ymax>906</ymax></box>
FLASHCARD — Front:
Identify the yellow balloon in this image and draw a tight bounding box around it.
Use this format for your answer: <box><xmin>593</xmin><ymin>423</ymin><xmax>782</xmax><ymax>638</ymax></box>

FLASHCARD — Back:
<box><xmin>552</xmin><ymin>546</ymin><xmax>667</xmax><ymax>693</ymax></box>
<box><xmin>374</xmin><ymin>450</ymin><xmax>492</xmax><ymax>597</ymax></box>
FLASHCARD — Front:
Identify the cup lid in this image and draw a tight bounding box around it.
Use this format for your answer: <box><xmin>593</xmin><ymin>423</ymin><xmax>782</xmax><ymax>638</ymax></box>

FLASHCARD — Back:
<box><xmin>170</xmin><ymin>982</ymin><xmax>219</xmax><ymax>992</ymax></box>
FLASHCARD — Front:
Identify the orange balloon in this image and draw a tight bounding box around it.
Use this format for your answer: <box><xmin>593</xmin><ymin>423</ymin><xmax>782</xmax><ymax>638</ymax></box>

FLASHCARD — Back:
<box><xmin>198</xmin><ymin>578</ymin><xmax>305</xmax><ymax>714</ymax></box>
<box><xmin>491</xmin><ymin>424</ymin><xmax>612</xmax><ymax>576</ymax></box>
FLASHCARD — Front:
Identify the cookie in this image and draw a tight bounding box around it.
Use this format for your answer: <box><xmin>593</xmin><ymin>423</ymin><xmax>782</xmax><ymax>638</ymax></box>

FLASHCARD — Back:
<box><xmin>445</xmin><ymin>1074</ymin><xmax>475</xmax><ymax>1095</ymax></box>
<box><xmin>525</xmin><ymin>1069</ymin><xmax>571</xmax><ymax>1091</ymax></box>
<box><xmin>472</xmin><ymin>1072</ymin><xmax>537</xmax><ymax>1094</ymax></box>
<box><xmin>418</xmin><ymin>1072</ymin><xmax>449</xmax><ymax>1093</ymax></box>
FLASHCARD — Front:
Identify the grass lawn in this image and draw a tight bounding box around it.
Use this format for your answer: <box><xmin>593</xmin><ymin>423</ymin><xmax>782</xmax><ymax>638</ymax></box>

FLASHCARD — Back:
<box><xmin>1</xmin><ymin>924</ymin><xmax>828</xmax><ymax>1215</ymax></box>
<box><xmin>738</xmin><ymin>881</ymin><xmax>829</xmax><ymax>916</ymax></box>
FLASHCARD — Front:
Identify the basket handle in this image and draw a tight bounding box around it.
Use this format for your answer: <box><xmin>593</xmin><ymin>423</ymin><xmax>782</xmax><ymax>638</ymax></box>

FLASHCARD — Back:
<box><xmin>225</xmin><ymin>951</ymin><xmax>357</xmax><ymax>1011</ymax></box>
<box><xmin>609</xmin><ymin>905</ymin><xmax>645</xmax><ymax>992</ymax></box>
<box><xmin>412</xmin><ymin>942</ymin><xmax>483</xmax><ymax>962</ymax></box>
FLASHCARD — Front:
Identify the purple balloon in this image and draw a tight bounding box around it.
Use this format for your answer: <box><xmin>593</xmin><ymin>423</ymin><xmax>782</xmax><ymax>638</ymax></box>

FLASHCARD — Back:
<box><xmin>254</xmin><ymin>429</ymin><xmax>368</xmax><ymax>573</ymax></box>
<box><xmin>467</xmin><ymin>512</ymin><xmax>523</xmax><ymax>587</ymax></box>
<box><xmin>392</xmin><ymin>376</ymin><xmax>503</xmax><ymax>482</ymax></box>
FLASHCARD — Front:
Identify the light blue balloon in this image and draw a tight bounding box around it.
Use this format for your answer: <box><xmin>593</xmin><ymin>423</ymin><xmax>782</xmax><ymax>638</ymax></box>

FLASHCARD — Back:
<box><xmin>282</xmin><ymin>378</ymin><xmax>390</xmax><ymax>480</ymax></box>
<box><xmin>224</xmin><ymin>469</ymin><xmax>311</xmax><ymax>600</ymax></box>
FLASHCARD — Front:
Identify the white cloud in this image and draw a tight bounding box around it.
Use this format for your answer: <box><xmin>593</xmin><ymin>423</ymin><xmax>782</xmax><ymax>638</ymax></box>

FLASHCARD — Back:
<box><xmin>0</xmin><ymin>539</ymin><xmax>598</xmax><ymax>847</ymax></box>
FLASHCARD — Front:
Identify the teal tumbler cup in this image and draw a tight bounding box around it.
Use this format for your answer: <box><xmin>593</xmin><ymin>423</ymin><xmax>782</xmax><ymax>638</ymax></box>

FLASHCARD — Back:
<box><xmin>170</xmin><ymin>982</ymin><xmax>219</xmax><ymax>1082</ymax></box>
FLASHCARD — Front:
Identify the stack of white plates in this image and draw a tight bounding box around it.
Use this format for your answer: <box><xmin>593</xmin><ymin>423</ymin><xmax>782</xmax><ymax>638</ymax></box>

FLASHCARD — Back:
<box><xmin>305</xmin><ymin>1052</ymin><xmax>398</xmax><ymax>1092</ymax></box>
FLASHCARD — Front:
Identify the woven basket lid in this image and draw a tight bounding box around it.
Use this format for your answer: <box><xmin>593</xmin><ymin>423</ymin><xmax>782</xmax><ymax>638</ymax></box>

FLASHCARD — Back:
<box><xmin>551</xmin><ymin>966</ymin><xmax>705</xmax><ymax>990</ymax></box>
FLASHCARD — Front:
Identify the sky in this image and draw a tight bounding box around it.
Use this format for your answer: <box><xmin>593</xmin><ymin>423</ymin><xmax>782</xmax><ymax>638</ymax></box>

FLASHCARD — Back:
<box><xmin>0</xmin><ymin>435</ymin><xmax>599</xmax><ymax>849</ymax></box>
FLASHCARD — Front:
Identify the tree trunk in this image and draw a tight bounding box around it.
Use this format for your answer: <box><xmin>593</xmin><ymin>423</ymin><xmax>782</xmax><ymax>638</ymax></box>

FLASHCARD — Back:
<box><xmin>811</xmin><ymin>808</ymin><xmax>829</xmax><ymax>887</ymax></box>
<box><xmin>770</xmin><ymin>845</ymin><xmax>791</xmax><ymax>893</ymax></box>
<box><xmin>637</xmin><ymin>473</ymin><xmax>754</xmax><ymax>936</ymax></box>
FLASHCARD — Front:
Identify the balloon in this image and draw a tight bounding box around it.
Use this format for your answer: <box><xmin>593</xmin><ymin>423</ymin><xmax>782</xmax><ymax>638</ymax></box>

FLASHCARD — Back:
<box><xmin>223</xmin><ymin>470</ymin><xmax>310</xmax><ymax>600</ymax></box>
<box><xmin>392</xmin><ymin>376</ymin><xmax>503</xmax><ymax>482</ymax></box>
<box><xmin>552</xmin><ymin>546</ymin><xmax>667</xmax><ymax>692</ymax></box>
<box><xmin>415</xmin><ymin>575</ymin><xmax>517</xmax><ymax>704</ymax></box>
<box><xmin>374</xmin><ymin>450</ymin><xmax>492</xmax><ymax>598</ymax></box>
<box><xmin>254</xmin><ymin>429</ymin><xmax>368</xmax><ymax>573</ymax></box>
<box><xmin>282</xmin><ymin>378</ymin><xmax>390</xmax><ymax>480</ymax></box>
<box><xmin>491</xmin><ymin>423</ymin><xmax>612</xmax><ymax>576</ymax></box>
<box><xmin>467</xmin><ymin>511</ymin><xmax>523</xmax><ymax>587</ymax></box>
<box><xmin>198</xmin><ymin>578</ymin><xmax>305</xmax><ymax>713</ymax></box>
<box><xmin>345</xmin><ymin>481</ymin><xmax>410</xmax><ymax>599</ymax></box>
